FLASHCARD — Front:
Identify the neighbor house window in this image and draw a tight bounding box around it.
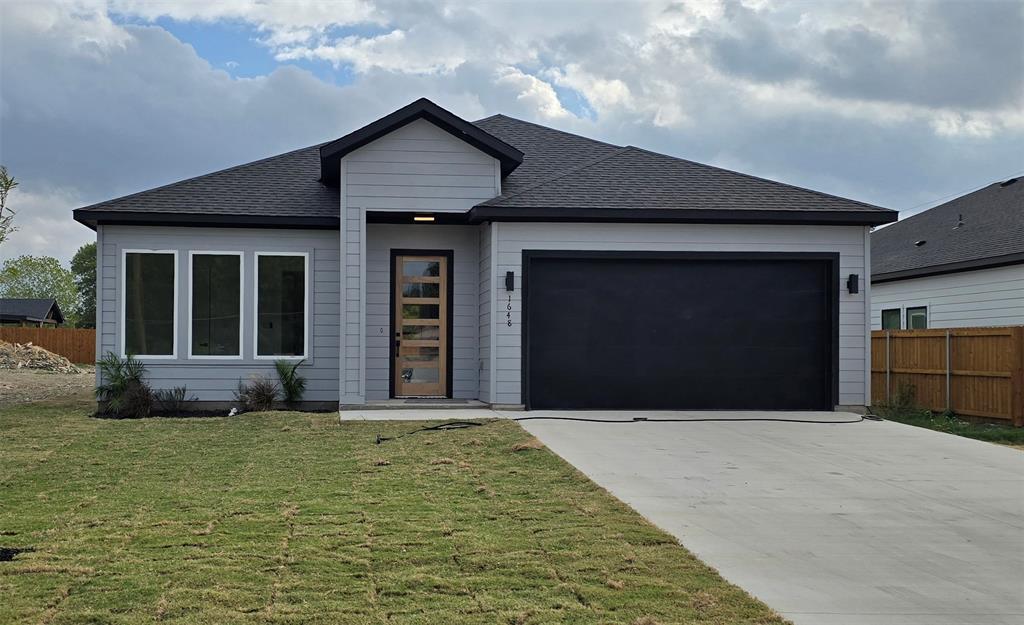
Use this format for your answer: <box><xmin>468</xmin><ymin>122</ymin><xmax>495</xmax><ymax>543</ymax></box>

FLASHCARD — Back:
<box><xmin>123</xmin><ymin>251</ymin><xmax>176</xmax><ymax>357</ymax></box>
<box><xmin>881</xmin><ymin>309</ymin><xmax>901</xmax><ymax>330</ymax></box>
<box><xmin>190</xmin><ymin>252</ymin><xmax>242</xmax><ymax>357</ymax></box>
<box><xmin>906</xmin><ymin>306</ymin><xmax>928</xmax><ymax>329</ymax></box>
<box><xmin>255</xmin><ymin>253</ymin><xmax>307</xmax><ymax>358</ymax></box>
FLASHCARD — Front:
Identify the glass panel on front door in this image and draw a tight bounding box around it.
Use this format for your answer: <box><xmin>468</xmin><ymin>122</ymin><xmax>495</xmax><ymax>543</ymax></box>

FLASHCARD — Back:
<box><xmin>394</xmin><ymin>255</ymin><xmax>448</xmax><ymax>397</ymax></box>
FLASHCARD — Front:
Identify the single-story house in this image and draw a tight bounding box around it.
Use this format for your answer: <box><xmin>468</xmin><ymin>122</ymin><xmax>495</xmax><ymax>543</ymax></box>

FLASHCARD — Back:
<box><xmin>0</xmin><ymin>298</ymin><xmax>65</xmax><ymax>327</ymax></box>
<box><xmin>871</xmin><ymin>177</ymin><xmax>1024</xmax><ymax>330</ymax></box>
<box><xmin>73</xmin><ymin>98</ymin><xmax>896</xmax><ymax>411</ymax></box>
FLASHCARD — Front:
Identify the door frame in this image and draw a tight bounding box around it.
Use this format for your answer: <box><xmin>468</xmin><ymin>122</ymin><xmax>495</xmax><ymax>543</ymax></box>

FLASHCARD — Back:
<box><xmin>520</xmin><ymin>250</ymin><xmax>840</xmax><ymax>410</ymax></box>
<box><xmin>389</xmin><ymin>248</ymin><xmax>455</xmax><ymax>399</ymax></box>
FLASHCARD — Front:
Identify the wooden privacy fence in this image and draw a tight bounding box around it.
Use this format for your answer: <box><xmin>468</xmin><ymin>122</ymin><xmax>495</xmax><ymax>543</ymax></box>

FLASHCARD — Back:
<box><xmin>0</xmin><ymin>327</ymin><xmax>96</xmax><ymax>364</ymax></box>
<box><xmin>871</xmin><ymin>327</ymin><xmax>1024</xmax><ymax>426</ymax></box>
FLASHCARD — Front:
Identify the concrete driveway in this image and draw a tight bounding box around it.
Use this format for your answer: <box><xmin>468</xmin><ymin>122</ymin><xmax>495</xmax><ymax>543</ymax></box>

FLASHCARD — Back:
<box><xmin>519</xmin><ymin>411</ymin><xmax>1024</xmax><ymax>625</ymax></box>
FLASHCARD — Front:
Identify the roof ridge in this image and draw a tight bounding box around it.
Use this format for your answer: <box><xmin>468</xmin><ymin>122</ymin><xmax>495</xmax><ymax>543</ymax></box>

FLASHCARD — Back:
<box><xmin>624</xmin><ymin>145</ymin><xmax>892</xmax><ymax>213</ymax></box>
<box><xmin>75</xmin><ymin>141</ymin><xmax>329</xmax><ymax>212</ymax></box>
<box><xmin>486</xmin><ymin>145</ymin><xmax>634</xmax><ymax>205</ymax></box>
<box><xmin>474</xmin><ymin>113</ymin><xmax>622</xmax><ymax>150</ymax></box>
<box><xmin>878</xmin><ymin>177</ymin><xmax>1019</xmax><ymax>233</ymax></box>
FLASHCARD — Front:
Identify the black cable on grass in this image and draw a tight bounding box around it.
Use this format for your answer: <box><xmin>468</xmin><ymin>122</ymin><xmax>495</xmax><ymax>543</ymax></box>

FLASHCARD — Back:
<box><xmin>375</xmin><ymin>420</ymin><xmax>484</xmax><ymax>444</ymax></box>
<box><xmin>374</xmin><ymin>414</ymin><xmax>882</xmax><ymax>444</ymax></box>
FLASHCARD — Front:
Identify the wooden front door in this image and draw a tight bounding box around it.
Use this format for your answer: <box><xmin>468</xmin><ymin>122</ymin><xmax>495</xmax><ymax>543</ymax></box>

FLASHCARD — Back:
<box><xmin>393</xmin><ymin>254</ymin><xmax>449</xmax><ymax>397</ymax></box>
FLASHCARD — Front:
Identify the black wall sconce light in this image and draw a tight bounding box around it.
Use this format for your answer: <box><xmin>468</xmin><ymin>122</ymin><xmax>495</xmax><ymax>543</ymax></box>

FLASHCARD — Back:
<box><xmin>846</xmin><ymin>273</ymin><xmax>859</xmax><ymax>294</ymax></box>
<box><xmin>505</xmin><ymin>271</ymin><xmax>515</xmax><ymax>292</ymax></box>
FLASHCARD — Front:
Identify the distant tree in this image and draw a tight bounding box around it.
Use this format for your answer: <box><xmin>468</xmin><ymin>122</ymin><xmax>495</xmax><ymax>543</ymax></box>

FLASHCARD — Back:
<box><xmin>0</xmin><ymin>255</ymin><xmax>79</xmax><ymax>326</ymax></box>
<box><xmin>0</xmin><ymin>166</ymin><xmax>17</xmax><ymax>247</ymax></box>
<box><xmin>70</xmin><ymin>242</ymin><xmax>97</xmax><ymax>328</ymax></box>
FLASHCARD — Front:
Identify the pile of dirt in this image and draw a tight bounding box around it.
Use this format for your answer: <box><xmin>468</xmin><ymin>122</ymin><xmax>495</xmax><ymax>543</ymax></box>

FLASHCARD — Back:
<box><xmin>0</xmin><ymin>340</ymin><xmax>81</xmax><ymax>374</ymax></box>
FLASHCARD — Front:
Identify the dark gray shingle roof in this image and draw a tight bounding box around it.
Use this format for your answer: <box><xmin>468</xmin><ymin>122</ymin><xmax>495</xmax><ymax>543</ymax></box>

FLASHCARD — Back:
<box><xmin>74</xmin><ymin>144</ymin><xmax>338</xmax><ymax>223</ymax></box>
<box><xmin>0</xmin><ymin>298</ymin><xmax>64</xmax><ymax>324</ymax></box>
<box><xmin>871</xmin><ymin>178</ymin><xmax>1024</xmax><ymax>281</ymax></box>
<box><xmin>473</xmin><ymin>114</ymin><xmax>622</xmax><ymax>196</ymax></box>
<box><xmin>477</xmin><ymin>143</ymin><xmax>891</xmax><ymax>214</ymax></box>
<box><xmin>74</xmin><ymin>104</ymin><xmax>895</xmax><ymax>227</ymax></box>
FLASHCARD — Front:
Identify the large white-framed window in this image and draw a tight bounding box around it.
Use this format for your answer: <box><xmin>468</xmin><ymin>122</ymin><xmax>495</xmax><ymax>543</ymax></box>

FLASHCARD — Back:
<box><xmin>188</xmin><ymin>251</ymin><xmax>244</xmax><ymax>359</ymax></box>
<box><xmin>121</xmin><ymin>249</ymin><xmax>178</xmax><ymax>358</ymax></box>
<box><xmin>254</xmin><ymin>252</ymin><xmax>309</xmax><ymax>360</ymax></box>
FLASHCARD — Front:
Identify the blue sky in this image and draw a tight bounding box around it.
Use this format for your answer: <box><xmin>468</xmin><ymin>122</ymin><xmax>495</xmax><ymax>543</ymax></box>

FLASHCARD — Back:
<box><xmin>1</xmin><ymin>0</ymin><xmax>1021</xmax><ymax>263</ymax></box>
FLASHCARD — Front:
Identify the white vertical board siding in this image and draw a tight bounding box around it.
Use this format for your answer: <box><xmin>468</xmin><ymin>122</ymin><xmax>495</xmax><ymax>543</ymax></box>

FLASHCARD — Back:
<box><xmin>98</xmin><ymin>226</ymin><xmax>340</xmax><ymax>402</ymax></box>
<box><xmin>344</xmin><ymin>119</ymin><xmax>500</xmax><ymax>212</ymax></box>
<box><xmin>871</xmin><ymin>264</ymin><xmax>1024</xmax><ymax>329</ymax></box>
<box><xmin>478</xmin><ymin>223</ymin><xmax>493</xmax><ymax>403</ymax></box>
<box><xmin>363</xmin><ymin>224</ymin><xmax>480</xmax><ymax>400</ymax></box>
<box><xmin>493</xmin><ymin>223</ymin><xmax>870</xmax><ymax>407</ymax></box>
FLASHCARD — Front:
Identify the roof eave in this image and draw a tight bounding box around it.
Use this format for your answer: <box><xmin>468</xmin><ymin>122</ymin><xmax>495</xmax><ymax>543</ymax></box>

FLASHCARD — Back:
<box><xmin>468</xmin><ymin>206</ymin><xmax>898</xmax><ymax>226</ymax></box>
<box><xmin>872</xmin><ymin>251</ymin><xmax>1024</xmax><ymax>284</ymax></box>
<box><xmin>319</xmin><ymin>98</ymin><xmax>524</xmax><ymax>186</ymax></box>
<box><xmin>73</xmin><ymin>209</ymin><xmax>340</xmax><ymax>230</ymax></box>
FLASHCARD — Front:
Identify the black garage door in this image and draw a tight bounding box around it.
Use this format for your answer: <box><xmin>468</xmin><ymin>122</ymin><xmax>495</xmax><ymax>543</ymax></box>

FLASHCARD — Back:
<box><xmin>523</xmin><ymin>252</ymin><xmax>837</xmax><ymax>410</ymax></box>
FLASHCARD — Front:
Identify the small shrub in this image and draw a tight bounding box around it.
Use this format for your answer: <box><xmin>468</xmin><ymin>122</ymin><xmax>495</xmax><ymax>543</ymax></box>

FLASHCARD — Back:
<box><xmin>234</xmin><ymin>375</ymin><xmax>279</xmax><ymax>412</ymax></box>
<box><xmin>274</xmin><ymin>359</ymin><xmax>307</xmax><ymax>405</ymax></box>
<box><xmin>877</xmin><ymin>382</ymin><xmax>928</xmax><ymax>419</ymax></box>
<box><xmin>96</xmin><ymin>352</ymin><xmax>153</xmax><ymax>418</ymax></box>
<box><xmin>154</xmin><ymin>386</ymin><xmax>197</xmax><ymax>414</ymax></box>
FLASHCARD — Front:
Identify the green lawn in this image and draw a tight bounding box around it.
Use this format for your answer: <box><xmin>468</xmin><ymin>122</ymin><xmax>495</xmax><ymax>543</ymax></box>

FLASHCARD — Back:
<box><xmin>874</xmin><ymin>406</ymin><xmax>1024</xmax><ymax>447</ymax></box>
<box><xmin>0</xmin><ymin>398</ymin><xmax>786</xmax><ymax>625</ymax></box>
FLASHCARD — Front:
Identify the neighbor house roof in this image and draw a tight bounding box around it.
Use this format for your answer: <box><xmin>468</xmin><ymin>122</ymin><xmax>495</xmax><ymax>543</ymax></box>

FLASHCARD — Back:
<box><xmin>0</xmin><ymin>298</ymin><xmax>65</xmax><ymax>324</ymax></box>
<box><xmin>74</xmin><ymin>98</ymin><xmax>896</xmax><ymax>229</ymax></box>
<box><xmin>871</xmin><ymin>177</ymin><xmax>1024</xmax><ymax>283</ymax></box>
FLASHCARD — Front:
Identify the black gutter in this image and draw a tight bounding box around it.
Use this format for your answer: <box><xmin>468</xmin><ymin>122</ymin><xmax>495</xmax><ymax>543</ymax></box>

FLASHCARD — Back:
<box><xmin>73</xmin><ymin>210</ymin><xmax>340</xmax><ymax>231</ymax></box>
<box><xmin>872</xmin><ymin>252</ymin><xmax>1024</xmax><ymax>284</ymax></box>
<box><xmin>467</xmin><ymin>206</ymin><xmax>898</xmax><ymax>226</ymax></box>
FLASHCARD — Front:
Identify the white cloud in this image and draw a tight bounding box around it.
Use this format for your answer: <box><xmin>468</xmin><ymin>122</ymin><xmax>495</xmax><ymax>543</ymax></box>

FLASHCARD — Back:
<box><xmin>494</xmin><ymin>67</ymin><xmax>569</xmax><ymax>120</ymax></box>
<box><xmin>1</xmin><ymin>0</ymin><xmax>1022</xmax><ymax>266</ymax></box>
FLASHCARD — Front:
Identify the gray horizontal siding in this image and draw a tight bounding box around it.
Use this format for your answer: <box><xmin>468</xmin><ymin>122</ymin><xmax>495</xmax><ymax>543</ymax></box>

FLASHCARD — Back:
<box><xmin>98</xmin><ymin>226</ymin><xmax>340</xmax><ymax>402</ymax></box>
<box><xmin>344</xmin><ymin>119</ymin><xmax>500</xmax><ymax>213</ymax></box>
<box><xmin>871</xmin><ymin>264</ymin><xmax>1024</xmax><ymax>329</ymax></box>
<box><xmin>492</xmin><ymin>223</ymin><xmax>870</xmax><ymax>407</ymax></box>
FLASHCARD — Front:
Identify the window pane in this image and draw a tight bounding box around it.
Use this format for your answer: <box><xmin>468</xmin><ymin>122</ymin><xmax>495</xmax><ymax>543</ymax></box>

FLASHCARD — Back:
<box><xmin>400</xmin><ymin>367</ymin><xmax>439</xmax><ymax>383</ymax></box>
<box><xmin>402</xmin><ymin>325</ymin><xmax>439</xmax><ymax>340</ymax></box>
<box><xmin>257</xmin><ymin>255</ymin><xmax>305</xmax><ymax>356</ymax></box>
<box><xmin>192</xmin><ymin>255</ymin><xmax>241</xmax><ymax>356</ymax></box>
<box><xmin>402</xmin><ymin>260</ymin><xmax>440</xmax><ymax>277</ymax></box>
<box><xmin>125</xmin><ymin>253</ymin><xmax>175</xmax><ymax>356</ymax></box>
<box><xmin>402</xmin><ymin>304</ymin><xmax>439</xmax><ymax>319</ymax></box>
<box><xmin>401</xmin><ymin>282</ymin><xmax>440</xmax><ymax>298</ymax></box>
<box><xmin>906</xmin><ymin>307</ymin><xmax>927</xmax><ymax>330</ymax></box>
<box><xmin>881</xmin><ymin>309</ymin><xmax>901</xmax><ymax>330</ymax></box>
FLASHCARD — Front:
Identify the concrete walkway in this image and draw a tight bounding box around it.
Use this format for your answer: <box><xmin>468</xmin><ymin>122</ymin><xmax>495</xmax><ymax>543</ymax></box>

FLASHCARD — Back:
<box><xmin>516</xmin><ymin>411</ymin><xmax>1024</xmax><ymax>625</ymax></box>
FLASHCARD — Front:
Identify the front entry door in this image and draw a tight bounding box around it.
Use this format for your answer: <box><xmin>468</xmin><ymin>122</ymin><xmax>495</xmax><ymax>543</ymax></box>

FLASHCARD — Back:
<box><xmin>393</xmin><ymin>254</ymin><xmax>449</xmax><ymax>397</ymax></box>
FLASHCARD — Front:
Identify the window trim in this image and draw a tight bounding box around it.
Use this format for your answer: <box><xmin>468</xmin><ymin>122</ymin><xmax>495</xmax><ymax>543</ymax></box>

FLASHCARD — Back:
<box><xmin>906</xmin><ymin>306</ymin><xmax>928</xmax><ymax>330</ymax></box>
<box><xmin>120</xmin><ymin>248</ymin><xmax>178</xmax><ymax>359</ymax></box>
<box><xmin>253</xmin><ymin>251</ymin><xmax>310</xmax><ymax>361</ymax></box>
<box><xmin>880</xmin><ymin>308</ymin><xmax>902</xmax><ymax>330</ymax></box>
<box><xmin>187</xmin><ymin>251</ymin><xmax>244</xmax><ymax>360</ymax></box>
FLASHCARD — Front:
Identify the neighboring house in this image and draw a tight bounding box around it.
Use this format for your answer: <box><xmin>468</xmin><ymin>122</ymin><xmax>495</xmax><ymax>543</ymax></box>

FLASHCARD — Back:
<box><xmin>73</xmin><ymin>98</ymin><xmax>895</xmax><ymax>411</ymax></box>
<box><xmin>871</xmin><ymin>177</ymin><xmax>1024</xmax><ymax>330</ymax></box>
<box><xmin>0</xmin><ymin>298</ymin><xmax>65</xmax><ymax>327</ymax></box>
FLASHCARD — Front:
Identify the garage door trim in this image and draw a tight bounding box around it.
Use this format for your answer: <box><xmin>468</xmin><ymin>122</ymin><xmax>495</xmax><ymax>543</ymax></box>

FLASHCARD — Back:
<box><xmin>520</xmin><ymin>250</ymin><xmax>841</xmax><ymax>410</ymax></box>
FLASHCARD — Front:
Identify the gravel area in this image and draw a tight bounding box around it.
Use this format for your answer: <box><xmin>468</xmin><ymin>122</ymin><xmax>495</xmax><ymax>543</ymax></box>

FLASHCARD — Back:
<box><xmin>0</xmin><ymin>366</ymin><xmax>95</xmax><ymax>408</ymax></box>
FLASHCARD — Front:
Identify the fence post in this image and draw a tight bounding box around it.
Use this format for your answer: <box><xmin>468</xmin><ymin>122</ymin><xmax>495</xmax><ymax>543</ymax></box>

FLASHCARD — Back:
<box><xmin>885</xmin><ymin>330</ymin><xmax>891</xmax><ymax>404</ymax></box>
<box><xmin>945</xmin><ymin>329</ymin><xmax>952</xmax><ymax>414</ymax></box>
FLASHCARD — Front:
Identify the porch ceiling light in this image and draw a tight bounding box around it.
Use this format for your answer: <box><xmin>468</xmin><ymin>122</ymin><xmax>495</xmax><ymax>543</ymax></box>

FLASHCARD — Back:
<box><xmin>413</xmin><ymin>214</ymin><xmax>435</xmax><ymax>222</ymax></box>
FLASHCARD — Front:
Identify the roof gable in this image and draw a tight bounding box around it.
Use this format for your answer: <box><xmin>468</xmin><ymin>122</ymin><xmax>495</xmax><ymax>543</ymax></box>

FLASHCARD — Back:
<box><xmin>0</xmin><ymin>298</ymin><xmax>64</xmax><ymax>324</ymax></box>
<box><xmin>872</xmin><ymin>177</ymin><xmax>1024</xmax><ymax>281</ymax></box>
<box><xmin>319</xmin><ymin>98</ymin><xmax>523</xmax><ymax>186</ymax></box>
